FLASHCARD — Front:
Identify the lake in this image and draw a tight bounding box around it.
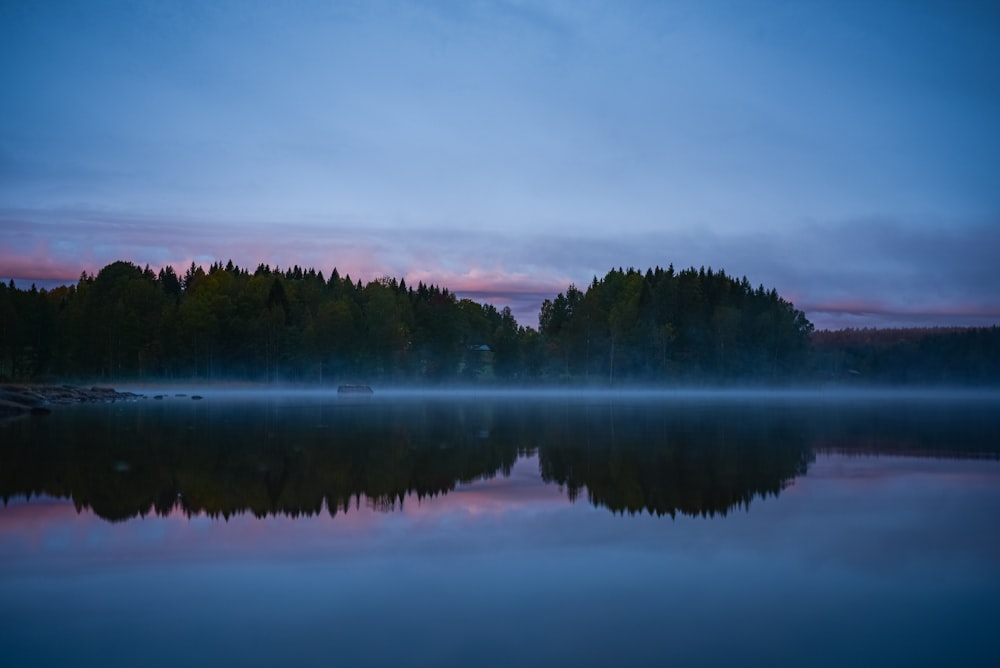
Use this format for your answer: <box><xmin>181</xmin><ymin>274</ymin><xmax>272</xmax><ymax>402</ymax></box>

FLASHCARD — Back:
<box><xmin>2</xmin><ymin>389</ymin><xmax>999</xmax><ymax>667</ymax></box>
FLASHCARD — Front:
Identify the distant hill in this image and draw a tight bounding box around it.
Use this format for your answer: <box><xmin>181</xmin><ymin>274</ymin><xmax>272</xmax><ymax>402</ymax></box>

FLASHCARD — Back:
<box><xmin>810</xmin><ymin>326</ymin><xmax>1000</xmax><ymax>384</ymax></box>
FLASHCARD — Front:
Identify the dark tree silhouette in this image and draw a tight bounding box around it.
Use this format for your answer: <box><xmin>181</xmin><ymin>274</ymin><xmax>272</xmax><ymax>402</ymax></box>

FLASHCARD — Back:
<box><xmin>4</xmin><ymin>258</ymin><xmax>993</xmax><ymax>384</ymax></box>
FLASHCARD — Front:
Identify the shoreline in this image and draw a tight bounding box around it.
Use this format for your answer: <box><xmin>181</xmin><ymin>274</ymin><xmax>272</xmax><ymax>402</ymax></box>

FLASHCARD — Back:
<box><xmin>3</xmin><ymin>383</ymin><xmax>1000</xmax><ymax>418</ymax></box>
<box><xmin>0</xmin><ymin>384</ymin><xmax>144</xmax><ymax>418</ymax></box>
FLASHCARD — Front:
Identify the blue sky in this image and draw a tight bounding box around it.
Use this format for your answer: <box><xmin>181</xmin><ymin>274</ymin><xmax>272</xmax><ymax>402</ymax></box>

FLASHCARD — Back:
<box><xmin>2</xmin><ymin>0</ymin><xmax>998</xmax><ymax>329</ymax></box>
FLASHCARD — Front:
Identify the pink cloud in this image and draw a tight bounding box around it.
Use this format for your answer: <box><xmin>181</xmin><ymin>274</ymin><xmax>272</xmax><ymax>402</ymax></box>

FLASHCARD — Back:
<box><xmin>406</xmin><ymin>267</ymin><xmax>558</xmax><ymax>293</ymax></box>
<box><xmin>0</xmin><ymin>252</ymin><xmax>83</xmax><ymax>282</ymax></box>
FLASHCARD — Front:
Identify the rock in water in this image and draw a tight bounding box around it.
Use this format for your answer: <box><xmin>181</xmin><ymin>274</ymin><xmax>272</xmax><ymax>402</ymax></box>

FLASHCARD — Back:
<box><xmin>337</xmin><ymin>384</ymin><xmax>374</xmax><ymax>395</ymax></box>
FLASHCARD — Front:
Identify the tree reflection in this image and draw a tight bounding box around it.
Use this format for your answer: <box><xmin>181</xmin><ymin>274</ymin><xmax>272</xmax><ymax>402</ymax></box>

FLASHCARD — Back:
<box><xmin>536</xmin><ymin>403</ymin><xmax>814</xmax><ymax>517</ymax></box>
<box><xmin>1</xmin><ymin>396</ymin><xmax>997</xmax><ymax>522</ymax></box>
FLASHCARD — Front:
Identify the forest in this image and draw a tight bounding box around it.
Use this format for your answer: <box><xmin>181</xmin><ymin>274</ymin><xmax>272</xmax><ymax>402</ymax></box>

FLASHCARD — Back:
<box><xmin>0</xmin><ymin>259</ymin><xmax>996</xmax><ymax>384</ymax></box>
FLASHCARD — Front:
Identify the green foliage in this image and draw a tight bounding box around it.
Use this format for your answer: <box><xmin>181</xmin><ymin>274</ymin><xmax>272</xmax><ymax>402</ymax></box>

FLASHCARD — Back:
<box><xmin>46</xmin><ymin>258</ymin><xmax>1000</xmax><ymax>385</ymax></box>
<box><xmin>2</xmin><ymin>259</ymin><xmax>542</xmax><ymax>383</ymax></box>
<box><xmin>538</xmin><ymin>266</ymin><xmax>815</xmax><ymax>382</ymax></box>
<box><xmin>5</xmin><ymin>259</ymin><xmax>995</xmax><ymax>384</ymax></box>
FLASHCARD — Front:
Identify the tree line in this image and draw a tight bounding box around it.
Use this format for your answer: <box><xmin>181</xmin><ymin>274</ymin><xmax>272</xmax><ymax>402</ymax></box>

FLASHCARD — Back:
<box><xmin>809</xmin><ymin>326</ymin><xmax>1000</xmax><ymax>384</ymax></box>
<box><xmin>2</xmin><ymin>258</ymin><xmax>996</xmax><ymax>384</ymax></box>
<box><xmin>1</xmin><ymin>260</ymin><xmax>522</xmax><ymax>382</ymax></box>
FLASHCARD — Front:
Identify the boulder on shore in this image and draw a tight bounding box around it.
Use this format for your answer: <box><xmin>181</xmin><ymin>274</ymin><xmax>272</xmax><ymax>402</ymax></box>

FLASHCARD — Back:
<box><xmin>0</xmin><ymin>385</ymin><xmax>144</xmax><ymax>419</ymax></box>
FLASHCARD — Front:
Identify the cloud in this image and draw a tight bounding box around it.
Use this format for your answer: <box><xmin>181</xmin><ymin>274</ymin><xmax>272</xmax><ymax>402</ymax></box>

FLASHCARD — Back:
<box><xmin>802</xmin><ymin>300</ymin><xmax>1000</xmax><ymax>330</ymax></box>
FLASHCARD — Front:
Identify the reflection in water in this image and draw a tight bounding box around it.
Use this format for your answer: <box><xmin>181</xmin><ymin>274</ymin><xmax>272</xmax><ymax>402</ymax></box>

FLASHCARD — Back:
<box><xmin>536</xmin><ymin>402</ymin><xmax>812</xmax><ymax>517</ymax></box>
<box><xmin>1</xmin><ymin>394</ymin><xmax>998</xmax><ymax>522</ymax></box>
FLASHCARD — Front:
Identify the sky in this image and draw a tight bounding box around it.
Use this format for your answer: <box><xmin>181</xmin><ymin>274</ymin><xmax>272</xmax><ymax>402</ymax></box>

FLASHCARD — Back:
<box><xmin>1</xmin><ymin>0</ymin><xmax>998</xmax><ymax>330</ymax></box>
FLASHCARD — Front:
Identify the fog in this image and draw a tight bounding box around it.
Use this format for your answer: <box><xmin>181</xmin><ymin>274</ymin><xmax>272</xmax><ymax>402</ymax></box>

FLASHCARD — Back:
<box><xmin>115</xmin><ymin>383</ymin><xmax>1000</xmax><ymax>405</ymax></box>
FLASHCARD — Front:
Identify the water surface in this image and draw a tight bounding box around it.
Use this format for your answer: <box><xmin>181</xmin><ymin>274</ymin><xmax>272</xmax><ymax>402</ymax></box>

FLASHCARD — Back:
<box><xmin>2</xmin><ymin>391</ymin><xmax>998</xmax><ymax>667</ymax></box>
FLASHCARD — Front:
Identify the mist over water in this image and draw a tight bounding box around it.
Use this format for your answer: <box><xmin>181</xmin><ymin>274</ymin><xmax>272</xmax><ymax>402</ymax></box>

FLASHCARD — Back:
<box><xmin>117</xmin><ymin>382</ymin><xmax>1000</xmax><ymax>403</ymax></box>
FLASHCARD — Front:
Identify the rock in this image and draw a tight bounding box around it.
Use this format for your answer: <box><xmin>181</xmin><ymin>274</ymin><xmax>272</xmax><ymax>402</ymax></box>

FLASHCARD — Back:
<box><xmin>337</xmin><ymin>384</ymin><xmax>374</xmax><ymax>395</ymax></box>
<box><xmin>0</xmin><ymin>384</ymin><xmax>145</xmax><ymax>409</ymax></box>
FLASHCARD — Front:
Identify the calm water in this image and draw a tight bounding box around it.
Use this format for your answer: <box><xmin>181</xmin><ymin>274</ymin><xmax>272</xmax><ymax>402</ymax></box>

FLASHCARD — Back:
<box><xmin>2</xmin><ymin>390</ymin><xmax>999</xmax><ymax>667</ymax></box>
